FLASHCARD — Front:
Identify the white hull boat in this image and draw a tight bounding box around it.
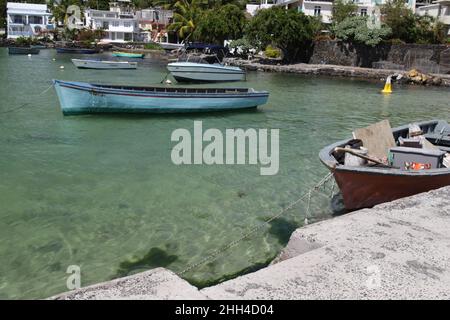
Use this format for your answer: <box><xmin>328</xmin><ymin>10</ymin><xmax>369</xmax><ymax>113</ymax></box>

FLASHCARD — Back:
<box><xmin>167</xmin><ymin>62</ymin><xmax>246</xmax><ymax>82</ymax></box>
<box><xmin>71</xmin><ymin>59</ymin><xmax>138</xmax><ymax>69</ymax></box>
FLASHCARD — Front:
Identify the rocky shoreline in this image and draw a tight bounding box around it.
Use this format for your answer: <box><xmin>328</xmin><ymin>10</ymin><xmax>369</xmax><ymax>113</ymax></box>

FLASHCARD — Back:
<box><xmin>223</xmin><ymin>58</ymin><xmax>450</xmax><ymax>87</ymax></box>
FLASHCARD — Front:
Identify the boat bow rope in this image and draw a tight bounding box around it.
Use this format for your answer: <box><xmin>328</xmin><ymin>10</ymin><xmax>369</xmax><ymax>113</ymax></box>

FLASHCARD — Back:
<box><xmin>0</xmin><ymin>83</ymin><xmax>54</xmax><ymax>114</ymax></box>
<box><xmin>176</xmin><ymin>172</ymin><xmax>335</xmax><ymax>277</ymax></box>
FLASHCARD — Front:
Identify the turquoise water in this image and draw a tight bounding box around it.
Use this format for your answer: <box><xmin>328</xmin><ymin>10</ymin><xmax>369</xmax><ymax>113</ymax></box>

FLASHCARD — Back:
<box><xmin>0</xmin><ymin>48</ymin><xmax>449</xmax><ymax>299</ymax></box>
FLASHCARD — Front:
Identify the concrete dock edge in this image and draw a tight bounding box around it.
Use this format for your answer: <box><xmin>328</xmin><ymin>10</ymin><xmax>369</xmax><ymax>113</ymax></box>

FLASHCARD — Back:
<box><xmin>51</xmin><ymin>186</ymin><xmax>450</xmax><ymax>300</ymax></box>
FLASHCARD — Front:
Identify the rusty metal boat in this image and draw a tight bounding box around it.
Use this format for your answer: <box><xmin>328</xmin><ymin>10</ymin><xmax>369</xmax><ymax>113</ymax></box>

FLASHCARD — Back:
<box><xmin>319</xmin><ymin>120</ymin><xmax>450</xmax><ymax>210</ymax></box>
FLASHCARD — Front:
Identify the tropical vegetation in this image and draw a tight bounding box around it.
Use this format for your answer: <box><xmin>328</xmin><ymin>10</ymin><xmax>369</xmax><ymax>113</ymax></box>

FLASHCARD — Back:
<box><xmin>2</xmin><ymin>0</ymin><xmax>448</xmax><ymax>55</ymax></box>
<box><xmin>381</xmin><ymin>0</ymin><xmax>447</xmax><ymax>44</ymax></box>
<box><xmin>245</xmin><ymin>7</ymin><xmax>319</xmax><ymax>62</ymax></box>
<box><xmin>332</xmin><ymin>15</ymin><xmax>392</xmax><ymax>46</ymax></box>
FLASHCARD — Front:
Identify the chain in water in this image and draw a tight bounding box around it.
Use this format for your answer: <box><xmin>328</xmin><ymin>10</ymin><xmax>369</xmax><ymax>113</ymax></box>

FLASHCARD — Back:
<box><xmin>176</xmin><ymin>172</ymin><xmax>334</xmax><ymax>276</ymax></box>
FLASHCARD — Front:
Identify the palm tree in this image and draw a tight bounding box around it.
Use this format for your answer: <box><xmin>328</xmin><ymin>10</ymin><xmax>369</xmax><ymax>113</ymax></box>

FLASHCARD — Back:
<box><xmin>167</xmin><ymin>0</ymin><xmax>203</xmax><ymax>40</ymax></box>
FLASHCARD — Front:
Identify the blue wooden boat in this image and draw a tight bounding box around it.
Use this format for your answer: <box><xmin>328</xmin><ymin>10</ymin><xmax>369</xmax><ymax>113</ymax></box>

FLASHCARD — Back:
<box><xmin>8</xmin><ymin>46</ymin><xmax>40</xmax><ymax>55</ymax></box>
<box><xmin>56</xmin><ymin>47</ymin><xmax>100</xmax><ymax>54</ymax></box>
<box><xmin>53</xmin><ymin>80</ymin><xmax>269</xmax><ymax>115</ymax></box>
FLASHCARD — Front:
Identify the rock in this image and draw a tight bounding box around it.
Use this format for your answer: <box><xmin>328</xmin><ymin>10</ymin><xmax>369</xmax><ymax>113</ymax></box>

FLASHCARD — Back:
<box><xmin>432</xmin><ymin>76</ymin><xmax>443</xmax><ymax>85</ymax></box>
<box><xmin>408</xmin><ymin>69</ymin><xmax>419</xmax><ymax>77</ymax></box>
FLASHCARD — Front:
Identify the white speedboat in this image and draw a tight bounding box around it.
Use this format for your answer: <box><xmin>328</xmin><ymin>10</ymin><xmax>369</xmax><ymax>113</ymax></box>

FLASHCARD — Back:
<box><xmin>167</xmin><ymin>61</ymin><xmax>246</xmax><ymax>82</ymax></box>
<box><xmin>71</xmin><ymin>59</ymin><xmax>138</xmax><ymax>69</ymax></box>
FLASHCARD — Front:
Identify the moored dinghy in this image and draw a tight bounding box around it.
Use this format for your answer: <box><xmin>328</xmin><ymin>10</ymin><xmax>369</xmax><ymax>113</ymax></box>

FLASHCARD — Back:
<box><xmin>112</xmin><ymin>51</ymin><xmax>145</xmax><ymax>58</ymax></box>
<box><xmin>53</xmin><ymin>80</ymin><xmax>269</xmax><ymax>115</ymax></box>
<box><xmin>72</xmin><ymin>59</ymin><xmax>138</xmax><ymax>69</ymax></box>
<box><xmin>319</xmin><ymin>119</ymin><xmax>450</xmax><ymax>211</ymax></box>
<box><xmin>56</xmin><ymin>47</ymin><xmax>100</xmax><ymax>54</ymax></box>
<box><xmin>167</xmin><ymin>61</ymin><xmax>246</xmax><ymax>82</ymax></box>
<box><xmin>8</xmin><ymin>46</ymin><xmax>40</xmax><ymax>55</ymax></box>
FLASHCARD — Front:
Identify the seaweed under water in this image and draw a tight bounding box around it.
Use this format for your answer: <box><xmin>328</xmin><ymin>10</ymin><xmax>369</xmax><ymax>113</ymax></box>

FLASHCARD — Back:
<box><xmin>267</xmin><ymin>218</ymin><xmax>299</xmax><ymax>245</ymax></box>
<box><xmin>114</xmin><ymin>247</ymin><xmax>178</xmax><ymax>278</ymax></box>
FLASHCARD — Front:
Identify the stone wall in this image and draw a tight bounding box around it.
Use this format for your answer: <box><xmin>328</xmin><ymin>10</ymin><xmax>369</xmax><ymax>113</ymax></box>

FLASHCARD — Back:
<box><xmin>308</xmin><ymin>40</ymin><xmax>450</xmax><ymax>75</ymax></box>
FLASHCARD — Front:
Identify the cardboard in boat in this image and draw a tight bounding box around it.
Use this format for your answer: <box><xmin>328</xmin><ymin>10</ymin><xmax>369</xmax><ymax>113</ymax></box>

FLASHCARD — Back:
<box><xmin>352</xmin><ymin>119</ymin><xmax>396</xmax><ymax>159</ymax></box>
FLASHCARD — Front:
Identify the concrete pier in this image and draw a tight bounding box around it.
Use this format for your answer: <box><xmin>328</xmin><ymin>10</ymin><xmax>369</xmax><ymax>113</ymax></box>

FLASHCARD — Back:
<box><xmin>223</xmin><ymin>58</ymin><xmax>450</xmax><ymax>87</ymax></box>
<box><xmin>52</xmin><ymin>186</ymin><xmax>450</xmax><ymax>300</ymax></box>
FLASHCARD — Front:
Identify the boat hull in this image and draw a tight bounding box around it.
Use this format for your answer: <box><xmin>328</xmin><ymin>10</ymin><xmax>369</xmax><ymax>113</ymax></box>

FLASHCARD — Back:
<box><xmin>56</xmin><ymin>48</ymin><xmax>100</xmax><ymax>54</ymax></box>
<box><xmin>8</xmin><ymin>47</ymin><xmax>40</xmax><ymax>54</ymax></box>
<box><xmin>168</xmin><ymin>62</ymin><xmax>245</xmax><ymax>82</ymax></box>
<box><xmin>331</xmin><ymin>167</ymin><xmax>450</xmax><ymax>210</ymax></box>
<box><xmin>71</xmin><ymin>59</ymin><xmax>137</xmax><ymax>69</ymax></box>
<box><xmin>53</xmin><ymin>80</ymin><xmax>269</xmax><ymax>115</ymax></box>
<box><xmin>112</xmin><ymin>52</ymin><xmax>145</xmax><ymax>58</ymax></box>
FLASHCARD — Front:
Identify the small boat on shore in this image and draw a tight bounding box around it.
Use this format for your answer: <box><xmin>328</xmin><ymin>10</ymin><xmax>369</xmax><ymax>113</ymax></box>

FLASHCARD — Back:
<box><xmin>56</xmin><ymin>47</ymin><xmax>100</xmax><ymax>54</ymax></box>
<box><xmin>71</xmin><ymin>59</ymin><xmax>138</xmax><ymax>69</ymax></box>
<box><xmin>319</xmin><ymin>119</ymin><xmax>450</xmax><ymax>211</ymax></box>
<box><xmin>112</xmin><ymin>51</ymin><xmax>145</xmax><ymax>58</ymax></box>
<box><xmin>158</xmin><ymin>42</ymin><xmax>185</xmax><ymax>51</ymax></box>
<box><xmin>8</xmin><ymin>46</ymin><xmax>40</xmax><ymax>55</ymax></box>
<box><xmin>167</xmin><ymin>61</ymin><xmax>246</xmax><ymax>82</ymax></box>
<box><xmin>53</xmin><ymin>80</ymin><xmax>269</xmax><ymax>115</ymax></box>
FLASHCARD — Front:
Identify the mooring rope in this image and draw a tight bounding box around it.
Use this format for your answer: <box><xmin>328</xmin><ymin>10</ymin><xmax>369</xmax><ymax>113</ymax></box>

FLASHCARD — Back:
<box><xmin>0</xmin><ymin>83</ymin><xmax>53</xmax><ymax>115</ymax></box>
<box><xmin>176</xmin><ymin>172</ymin><xmax>334</xmax><ymax>276</ymax></box>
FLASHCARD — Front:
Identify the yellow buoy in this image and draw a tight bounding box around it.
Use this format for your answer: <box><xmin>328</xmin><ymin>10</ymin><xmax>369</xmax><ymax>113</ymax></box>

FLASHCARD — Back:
<box><xmin>381</xmin><ymin>76</ymin><xmax>392</xmax><ymax>94</ymax></box>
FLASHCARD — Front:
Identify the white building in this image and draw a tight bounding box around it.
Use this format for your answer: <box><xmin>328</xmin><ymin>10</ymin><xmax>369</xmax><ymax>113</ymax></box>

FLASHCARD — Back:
<box><xmin>416</xmin><ymin>0</ymin><xmax>450</xmax><ymax>34</ymax></box>
<box><xmin>6</xmin><ymin>2</ymin><xmax>53</xmax><ymax>39</ymax></box>
<box><xmin>136</xmin><ymin>7</ymin><xmax>173</xmax><ymax>42</ymax></box>
<box><xmin>246</xmin><ymin>0</ymin><xmax>416</xmax><ymax>24</ymax></box>
<box><xmin>84</xmin><ymin>0</ymin><xmax>140</xmax><ymax>42</ymax></box>
<box><xmin>246</xmin><ymin>0</ymin><xmax>278</xmax><ymax>16</ymax></box>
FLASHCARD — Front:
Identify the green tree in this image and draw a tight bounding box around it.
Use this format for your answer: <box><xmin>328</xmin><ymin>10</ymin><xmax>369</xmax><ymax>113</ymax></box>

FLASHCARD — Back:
<box><xmin>332</xmin><ymin>0</ymin><xmax>358</xmax><ymax>24</ymax></box>
<box><xmin>413</xmin><ymin>15</ymin><xmax>447</xmax><ymax>44</ymax></box>
<box><xmin>381</xmin><ymin>0</ymin><xmax>417</xmax><ymax>43</ymax></box>
<box><xmin>194</xmin><ymin>4</ymin><xmax>246</xmax><ymax>44</ymax></box>
<box><xmin>246</xmin><ymin>7</ymin><xmax>318</xmax><ymax>62</ymax></box>
<box><xmin>333</xmin><ymin>15</ymin><xmax>391</xmax><ymax>46</ymax></box>
<box><xmin>381</xmin><ymin>0</ymin><xmax>447</xmax><ymax>44</ymax></box>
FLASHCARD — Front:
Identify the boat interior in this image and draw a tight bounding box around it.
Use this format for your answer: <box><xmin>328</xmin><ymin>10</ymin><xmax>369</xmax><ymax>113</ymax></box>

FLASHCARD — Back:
<box><xmin>92</xmin><ymin>83</ymin><xmax>254</xmax><ymax>94</ymax></box>
<box><xmin>324</xmin><ymin>120</ymin><xmax>450</xmax><ymax>169</ymax></box>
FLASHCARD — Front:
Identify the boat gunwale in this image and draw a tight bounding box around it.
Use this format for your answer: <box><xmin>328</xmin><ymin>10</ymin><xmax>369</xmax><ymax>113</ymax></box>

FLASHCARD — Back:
<box><xmin>71</xmin><ymin>59</ymin><xmax>137</xmax><ymax>65</ymax></box>
<box><xmin>319</xmin><ymin>119</ymin><xmax>450</xmax><ymax>177</ymax></box>
<box><xmin>53</xmin><ymin>80</ymin><xmax>269</xmax><ymax>98</ymax></box>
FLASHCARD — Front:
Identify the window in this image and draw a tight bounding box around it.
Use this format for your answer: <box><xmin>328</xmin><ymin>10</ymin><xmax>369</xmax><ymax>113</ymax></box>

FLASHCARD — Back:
<box><xmin>102</xmin><ymin>21</ymin><xmax>109</xmax><ymax>29</ymax></box>
<box><xmin>314</xmin><ymin>6</ymin><xmax>321</xmax><ymax>17</ymax></box>
<box><xmin>112</xmin><ymin>21</ymin><xmax>119</xmax><ymax>27</ymax></box>
<box><xmin>11</xmin><ymin>15</ymin><xmax>25</xmax><ymax>24</ymax></box>
<box><xmin>124</xmin><ymin>32</ymin><xmax>132</xmax><ymax>41</ymax></box>
<box><xmin>28</xmin><ymin>16</ymin><xmax>43</xmax><ymax>24</ymax></box>
<box><xmin>361</xmin><ymin>9</ymin><xmax>367</xmax><ymax>16</ymax></box>
<box><xmin>124</xmin><ymin>22</ymin><xmax>131</xmax><ymax>28</ymax></box>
